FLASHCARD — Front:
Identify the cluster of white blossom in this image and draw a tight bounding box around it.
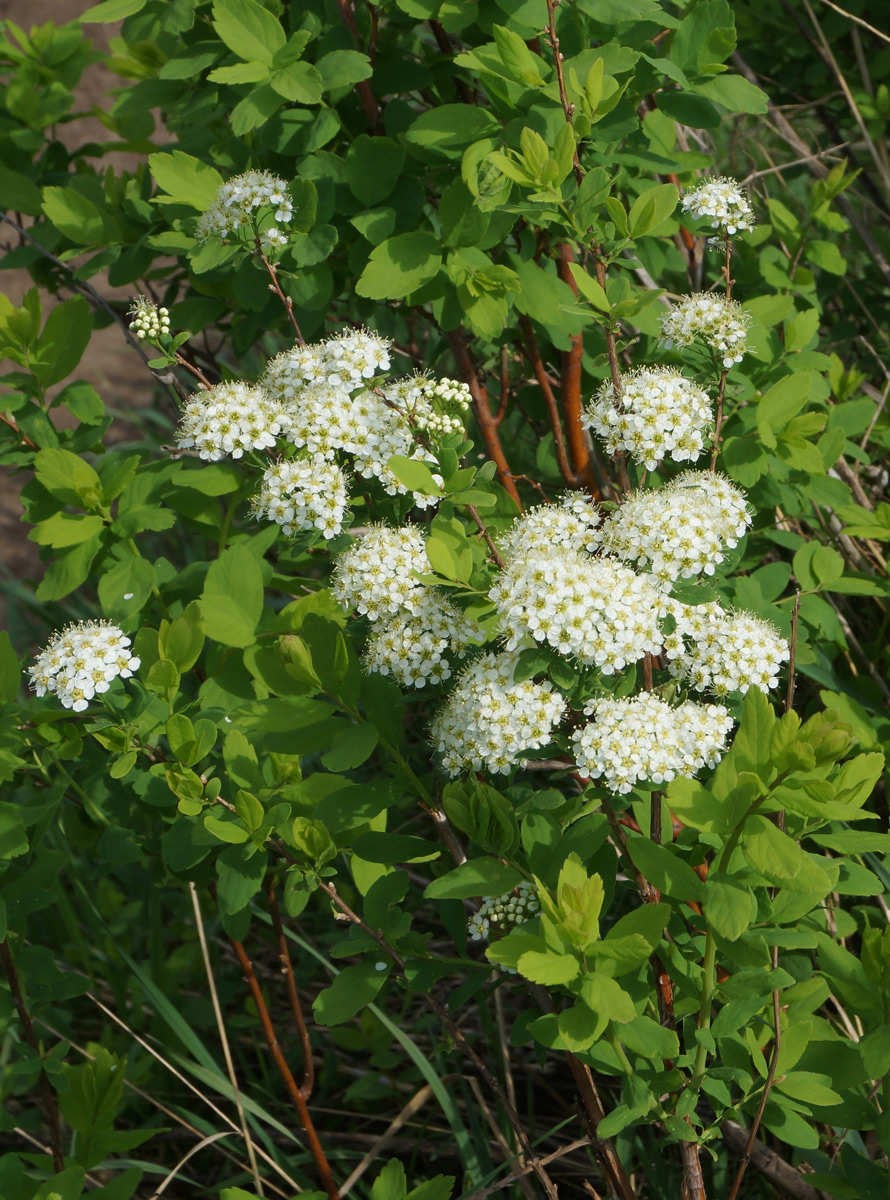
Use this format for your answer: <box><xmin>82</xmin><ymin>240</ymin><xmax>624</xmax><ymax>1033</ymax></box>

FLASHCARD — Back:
<box><xmin>128</xmin><ymin>296</ymin><xmax>170</xmax><ymax>341</ymax></box>
<box><xmin>196</xmin><ymin>170</ymin><xmax>293</xmax><ymax>249</ymax></box>
<box><xmin>253</xmin><ymin>456</ymin><xmax>349</xmax><ymax>539</ymax></box>
<box><xmin>491</xmin><ymin>549</ymin><xmax>664</xmax><ymax>672</ymax></box>
<box><xmin>29</xmin><ymin>621</ymin><xmax>140</xmax><ymax>713</ymax></box>
<box><xmin>332</xmin><ymin>525</ymin><xmax>427</xmax><ymax>620</ymax></box>
<box><xmin>602</xmin><ymin>471</ymin><xmax>751</xmax><ymax>582</ymax></box>
<box><xmin>664</xmin><ymin>601</ymin><xmax>790</xmax><ymax>694</ymax></box>
<box><xmin>431</xmin><ymin>652</ymin><xmax>565</xmax><ymax>776</ymax></box>
<box><xmin>584</xmin><ymin>367</ymin><xmax>713</xmax><ymax>470</ymax></box>
<box><xmin>175</xmin><ymin>381</ymin><xmax>286</xmax><ymax>460</ymax></box>
<box><xmin>264</xmin><ymin>330</ymin><xmax>392</xmax><ymax>397</ymax></box>
<box><xmin>661</xmin><ymin>294</ymin><xmax>751</xmax><ymax>368</ymax></box>
<box><xmin>681</xmin><ymin>177</ymin><xmax>755</xmax><ymax>235</ymax></box>
<box><xmin>384</xmin><ymin>373</ymin><xmax>471</xmax><ymax>438</ymax></box>
<box><xmin>572</xmin><ymin>692</ymin><xmax>733</xmax><ymax>793</ymax></box>
<box><xmin>364</xmin><ymin>590</ymin><xmax>478</xmax><ymax>688</ymax></box>
<box><xmin>468</xmin><ymin>882</ymin><xmax>540</xmax><ymax>942</ymax></box>
<box><xmin>499</xmin><ymin>493</ymin><xmax>602</xmax><ymax>563</ymax></box>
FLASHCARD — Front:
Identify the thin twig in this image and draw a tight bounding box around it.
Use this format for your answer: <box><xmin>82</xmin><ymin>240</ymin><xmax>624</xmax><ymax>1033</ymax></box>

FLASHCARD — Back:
<box><xmin>258</xmin><ymin>251</ymin><xmax>305</xmax><ymax>344</ymax></box>
<box><xmin>816</xmin><ymin>0</ymin><xmax>890</xmax><ymax>44</ymax></box>
<box><xmin>189</xmin><ymin>883</ymin><xmax>264</xmax><ymax>1196</ymax></box>
<box><xmin>229</xmin><ymin>938</ymin><xmax>340</xmax><ymax>1200</ymax></box>
<box><xmin>544</xmin><ymin>0</ymin><xmax>582</xmax><ymax>184</ymax></box>
<box><xmin>466</xmin><ymin>502</ymin><xmax>505</xmax><ymax>568</ymax></box>
<box><xmin>592</xmin><ymin>250</ymin><xmax>632</xmax><ymax>494</ymax></box>
<box><xmin>266</xmin><ymin>878</ymin><xmax>315</xmax><ymax>1098</ymax></box>
<box><xmin>785</xmin><ymin>590</ymin><xmax>801</xmax><ymax>713</ymax></box>
<box><xmin>0</xmin><ymin>412</ymin><xmax>37</xmax><ymax>450</ymax></box>
<box><xmin>0</xmin><ymin>941</ymin><xmax>64</xmax><ymax>1173</ymax></box>
<box><xmin>519</xmin><ymin>314</ymin><xmax>580</xmax><ymax>487</ymax></box>
<box><xmin>450</xmin><ymin>332</ymin><xmax>521</xmax><ymax>508</ymax></box>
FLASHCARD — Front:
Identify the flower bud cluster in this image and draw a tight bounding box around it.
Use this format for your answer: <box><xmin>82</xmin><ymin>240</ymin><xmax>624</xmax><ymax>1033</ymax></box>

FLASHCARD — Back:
<box><xmin>500</xmin><ymin>493</ymin><xmax>602</xmax><ymax>563</ymax></box>
<box><xmin>385</xmin><ymin>373</ymin><xmax>472</xmax><ymax>437</ymax></box>
<box><xmin>332</xmin><ymin>525</ymin><xmax>427</xmax><ymax>621</ymax></box>
<box><xmin>253</xmin><ymin>456</ymin><xmax>349</xmax><ymax>540</ymax></box>
<box><xmin>490</xmin><ymin>548</ymin><xmax>664</xmax><ymax>672</ymax></box>
<box><xmin>681</xmin><ymin>177</ymin><xmax>755</xmax><ymax>235</ymax></box>
<box><xmin>176</xmin><ymin>381</ymin><xmax>285</xmax><ymax>460</ymax></box>
<box><xmin>364</xmin><ymin>590</ymin><xmax>478</xmax><ymax>688</ymax></box>
<box><xmin>128</xmin><ymin>296</ymin><xmax>170</xmax><ymax>341</ymax></box>
<box><xmin>196</xmin><ymin>170</ymin><xmax>293</xmax><ymax>246</ymax></box>
<box><xmin>602</xmin><ymin>471</ymin><xmax>751</xmax><ymax>582</ymax></box>
<box><xmin>584</xmin><ymin>367</ymin><xmax>713</xmax><ymax>470</ymax></box>
<box><xmin>432</xmin><ymin>652</ymin><xmax>566</xmax><ymax>776</ymax></box>
<box><xmin>661</xmin><ymin>294</ymin><xmax>751</xmax><ymax>368</ymax></box>
<box><xmin>468</xmin><ymin>882</ymin><xmax>540</xmax><ymax>942</ymax></box>
<box><xmin>572</xmin><ymin>692</ymin><xmax>732</xmax><ymax>793</ymax></box>
<box><xmin>665</xmin><ymin>601</ymin><xmax>790</xmax><ymax>695</ymax></box>
<box><xmin>29</xmin><ymin>621</ymin><xmax>140</xmax><ymax>713</ymax></box>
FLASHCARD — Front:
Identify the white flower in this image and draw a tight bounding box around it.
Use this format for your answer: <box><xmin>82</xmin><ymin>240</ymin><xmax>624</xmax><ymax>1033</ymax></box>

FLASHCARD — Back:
<box><xmin>681</xmin><ymin>176</ymin><xmax>755</xmax><ymax>236</ymax></box>
<box><xmin>602</xmin><ymin>471</ymin><xmax>751</xmax><ymax>582</ymax></box>
<box><xmin>332</xmin><ymin>525</ymin><xmax>428</xmax><ymax>620</ymax></box>
<box><xmin>665</xmin><ymin>601</ymin><xmax>790</xmax><ymax>695</ymax></box>
<box><xmin>500</xmin><ymin>493</ymin><xmax>602</xmax><ymax>564</ymax></box>
<box><xmin>583</xmin><ymin>367</ymin><xmax>713</xmax><ymax>470</ymax></box>
<box><xmin>364</xmin><ymin>590</ymin><xmax>479</xmax><ymax>688</ymax></box>
<box><xmin>128</xmin><ymin>295</ymin><xmax>170</xmax><ymax>342</ymax></box>
<box><xmin>661</xmin><ymin>294</ymin><xmax>751</xmax><ymax>368</ymax></box>
<box><xmin>490</xmin><ymin>548</ymin><xmax>664</xmax><ymax>673</ymax></box>
<box><xmin>431</xmin><ymin>651</ymin><xmax>566</xmax><ymax>777</ymax></box>
<box><xmin>571</xmin><ymin>692</ymin><xmax>733</xmax><ymax>794</ymax></box>
<box><xmin>175</xmin><ymin>381</ymin><xmax>285</xmax><ymax>461</ymax></box>
<box><xmin>468</xmin><ymin>882</ymin><xmax>540</xmax><ymax>942</ymax></box>
<box><xmin>253</xmin><ymin>456</ymin><xmax>349</xmax><ymax>539</ymax></box>
<box><xmin>29</xmin><ymin>620</ymin><xmax>141</xmax><ymax>713</ymax></box>
<box><xmin>384</xmin><ymin>373</ymin><xmax>471</xmax><ymax>438</ymax></box>
<box><xmin>196</xmin><ymin>169</ymin><xmax>294</xmax><ymax>246</ymax></box>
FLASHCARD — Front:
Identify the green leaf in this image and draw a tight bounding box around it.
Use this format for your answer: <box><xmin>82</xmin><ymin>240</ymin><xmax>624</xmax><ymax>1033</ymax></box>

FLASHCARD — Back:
<box><xmin>212</xmin><ymin>0</ymin><xmax>285</xmax><ymax>64</ymax></box>
<box><xmin>628</xmin><ymin>183</ymin><xmax>678</xmax><ymax>237</ymax></box>
<box><xmin>29</xmin><ymin>513</ymin><xmax>105</xmax><ymax>549</ymax></box>
<box><xmin>149</xmin><ymin>150</ymin><xmax>223</xmax><ymax>210</ymax></box>
<box><xmin>352</xmin><ymin>833</ymin><xmax>441</xmax><ymax>864</ymax></box>
<box><xmin>321</xmin><ymin>722</ymin><xmax>379</xmax><ymax>771</ymax></box>
<box><xmin>741</xmin><ymin>816</ymin><xmax>832</xmax><ymax>893</ymax></box>
<box><xmin>208</xmin><ymin>61</ymin><xmax>271</xmax><ymax>85</ymax></box>
<box><xmin>656</xmin><ymin>89</ymin><xmax>722</xmax><ymax>128</ymax></box>
<box><xmin>42</xmin><ymin>187</ymin><xmax>105</xmax><ymax>244</ymax></box>
<box><xmin>580</xmin><ymin>974</ymin><xmax>636</xmax><ymax>1022</ymax></box>
<box><xmin>316</xmin><ymin>49</ymin><xmax>373</xmax><ymax>91</ymax></box>
<box><xmin>314</xmin><ymin>960</ymin><xmax>391</xmax><ymax>1025</ymax></box>
<box><xmin>36</xmin><ymin>537</ymin><xmax>103</xmax><ymax>602</ymax></box>
<box><xmin>569</xmin><ymin>263</ymin><xmax>610</xmax><ymax>312</ymax></box>
<box><xmin>0</xmin><ymin>633</ymin><xmax>21</xmax><ymax>703</ymax></box>
<box><xmin>201</xmin><ymin>544</ymin><xmax>264</xmax><ymax>647</ymax></box>
<box><xmin>0</xmin><ymin>167</ymin><xmax>41</xmax><ymax>216</ymax></box>
<box><xmin>704</xmin><ymin>875</ymin><xmax>757</xmax><ymax>940</ymax></box>
<box><xmin>82</xmin><ymin>0</ymin><xmax>145</xmax><ymax>16</ymax></box>
<box><xmin>387</xmin><ymin>455</ymin><xmax>443</xmax><ymax>496</ymax></box>
<box><xmin>159</xmin><ymin>601</ymin><xmax>205</xmax><ymax>672</ymax></box>
<box><xmin>230</xmin><ymin>84</ymin><xmax>284</xmax><ymax>136</ymax></box>
<box><xmin>807</xmin><ymin>239</ymin><xmax>847</xmax><ymax>275</ymax></box>
<box><xmin>557</xmin><ymin>1001</ymin><xmax>607</xmax><ymax>1051</ymax></box>
<box><xmin>34</xmin><ymin>448</ymin><xmax>102</xmax><ymax>507</ymax></box>
<box><xmin>33</xmin><ymin>297</ymin><xmax>92</xmax><ymax>388</ymax></box>
<box><xmin>492</xmin><ymin>25</ymin><xmax>544</xmax><ymax>85</ymax></box>
<box><xmin>271</xmin><ymin>62</ymin><xmax>323</xmax><ymax>104</ymax></box>
<box><xmin>625</xmin><ymin>837</ymin><xmax>703</xmax><ymax>901</ymax></box>
<box><xmin>372</xmin><ymin>1160</ymin><xmax>406</xmax><ymax>1200</ymax></box>
<box><xmin>425</xmin><ymin>858</ymin><xmax>524</xmax><ymax>900</ymax></box>
<box><xmin>516</xmin><ymin>949</ymin><xmax>580</xmax><ymax>986</ymax></box>
<box><xmin>757</xmin><ymin>374</ymin><xmax>811</xmax><ymax>440</ymax></box>
<box><xmin>696</xmin><ymin>73</ymin><xmax>769</xmax><ymax>114</ymax></box>
<box><xmin>356</xmin><ymin>233</ymin><xmax>443</xmax><ymax>300</ymax></box>
<box><xmin>404</xmin><ymin>105</ymin><xmax>500</xmax><ymax>156</ymax></box>
<box><xmin>731</xmin><ymin>687</ymin><xmax>776</xmax><ymax>777</ymax></box>
<box><xmin>616</xmin><ymin>1015</ymin><xmax>679</xmax><ymax>1060</ymax></box>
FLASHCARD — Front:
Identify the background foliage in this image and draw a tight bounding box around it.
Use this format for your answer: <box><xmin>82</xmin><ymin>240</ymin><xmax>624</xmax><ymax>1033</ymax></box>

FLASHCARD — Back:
<box><xmin>0</xmin><ymin>1</ymin><xmax>889</xmax><ymax>1198</ymax></box>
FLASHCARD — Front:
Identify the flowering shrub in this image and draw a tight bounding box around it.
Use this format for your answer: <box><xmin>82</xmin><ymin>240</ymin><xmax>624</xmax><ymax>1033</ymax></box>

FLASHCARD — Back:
<box><xmin>0</xmin><ymin>4</ymin><xmax>888</xmax><ymax>1200</ymax></box>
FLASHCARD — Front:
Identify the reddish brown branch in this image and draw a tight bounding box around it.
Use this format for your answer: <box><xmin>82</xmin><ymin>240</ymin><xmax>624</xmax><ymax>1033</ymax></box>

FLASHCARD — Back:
<box><xmin>229</xmin><ymin>938</ymin><xmax>340</xmax><ymax>1200</ymax></box>
<box><xmin>496</xmin><ymin>344</ymin><xmax>510</xmax><ymax>426</ymax></box>
<box><xmin>266</xmin><ymin>879</ymin><xmax>315</xmax><ymax>1099</ymax></box>
<box><xmin>0</xmin><ymin>940</ymin><xmax>65</xmax><ymax>1173</ymax></box>
<box><xmin>336</xmin><ymin>0</ymin><xmax>380</xmax><ymax>126</ymax></box>
<box><xmin>0</xmin><ymin>412</ymin><xmax>37</xmax><ymax>450</ymax></box>
<box><xmin>449</xmin><ymin>332</ymin><xmax>521</xmax><ymax>508</ymax></box>
<box><xmin>557</xmin><ymin>246</ymin><xmax>601</xmax><ymax>499</ymax></box>
<box><xmin>519</xmin><ymin>314</ymin><xmax>580</xmax><ymax>488</ymax></box>
<box><xmin>544</xmin><ymin>0</ymin><xmax>583</xmax><ymax>185</ymax></box>
<box><xmin>258</xmin><ymin>252</ymin><xmax>305</xmax><ymax>345</ymax></box>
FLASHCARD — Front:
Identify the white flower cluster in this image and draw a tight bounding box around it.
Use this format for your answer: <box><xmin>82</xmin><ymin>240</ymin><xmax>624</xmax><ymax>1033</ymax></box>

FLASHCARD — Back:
<box><xmin>196</xmin><ymin>169</ymin><xmax>293</xmax><ymax>249</ymax></box>
<box><xmin>385</xmin><ymin>374</ymin><xmax>472</xmax><ymax>438</ymax></box>
<box><xmin>253</xmin><ymin>456</ymin><xmax>349</xmax><ymax>539</ymax></box>
<box><xmin>571</xmin><ymin>693</ymin><xmax>732</xmax><ymax>794</ymax></box>
<box><xmin>332</xmin><ymin>525</ymin><xmax>427</xmax><ymax>620</ymax></box>
<box><xmin>584</xmin><ymin>367</ymin><xmax>713</xmax><ymax>470</ymax></box>
<box><xmin>29</xmin><ymin>621</ymin><xmax>140</xmax><ymax>713</ymax></box>
<box><xmin>500</xmin><ymin>493</ymin><xmax>602</xmax><ymax>563</ymax></box>
<box><xmin>128</xmin><ymin>296</ymin><xmax>170</xmax><ymax>341</ymax></box>
<box><xmin>491</xmin><ymin>548</ymin><xmax>664</xmax><ymax>673</ymax></box>
<box><xmin>681</xmin><ymin>177</ymin><xmax>755</xmax><ymax>235</ymax></box>
<box><xmin>264</xmin><ymin>330</ymin><xmax>392</xmax><ymax>397</ymax></box>
<box><xmin>175</xmin><ymin>381</ymin><xmax>285</xmax><ymax>460</ymax></box>
<box><xmin>602</xmin><ymin>471</ymin><xmax>751</xmax><ymax>582</ymax></box>
<box><xmin>661</xmin><ymin>294</ymin><xmax>751</xmax><ymax>368</ymax></box>
<box><xmin>432</xmin><ymin>652</ymin><xmax>565</xmax><ymax>776</ymax></box>
<box><xmin>468</xmin><ymin>882</ymin><xmax>540</xmax><ymax>942</ymax></box>
<box><xmin>364</xmin><ymin>590</ymin><xmax>478</xmax><ymax>688</ymax></box>
<box><xmin>665</xmin><ymin>601</ymin><xmax>790</xmax><ymax>695</ymax></box>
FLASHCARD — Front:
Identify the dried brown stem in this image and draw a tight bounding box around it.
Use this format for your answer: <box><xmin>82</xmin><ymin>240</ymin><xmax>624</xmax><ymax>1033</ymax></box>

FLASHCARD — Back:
<box><xmin>174</xmin><ymin>352</ymin><xmax>213</xmax><ymax>391</ymax></box>
<box><xmin>259</xmin><ymin>253</ymin><xmax>305</xmax><ymax>344</ymax></box>
<box><xmin>0</xmin><ymin>940</ymin><xmax>65</xmax><ymax>1173</ymax></box>
<box><xmin>266</xmin><ymin>879</ymin><xmax>315</xmax><ymax>1098</ymax></box>
<box><xmin>449</xmin><ymin>332</ymin><xmax>521</xmax><ymax>508</ymax></box>
<box><xmin>229</xmin><ymin>938</ymin><xmax>340</xmax><ymax>1200</ymax></box>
